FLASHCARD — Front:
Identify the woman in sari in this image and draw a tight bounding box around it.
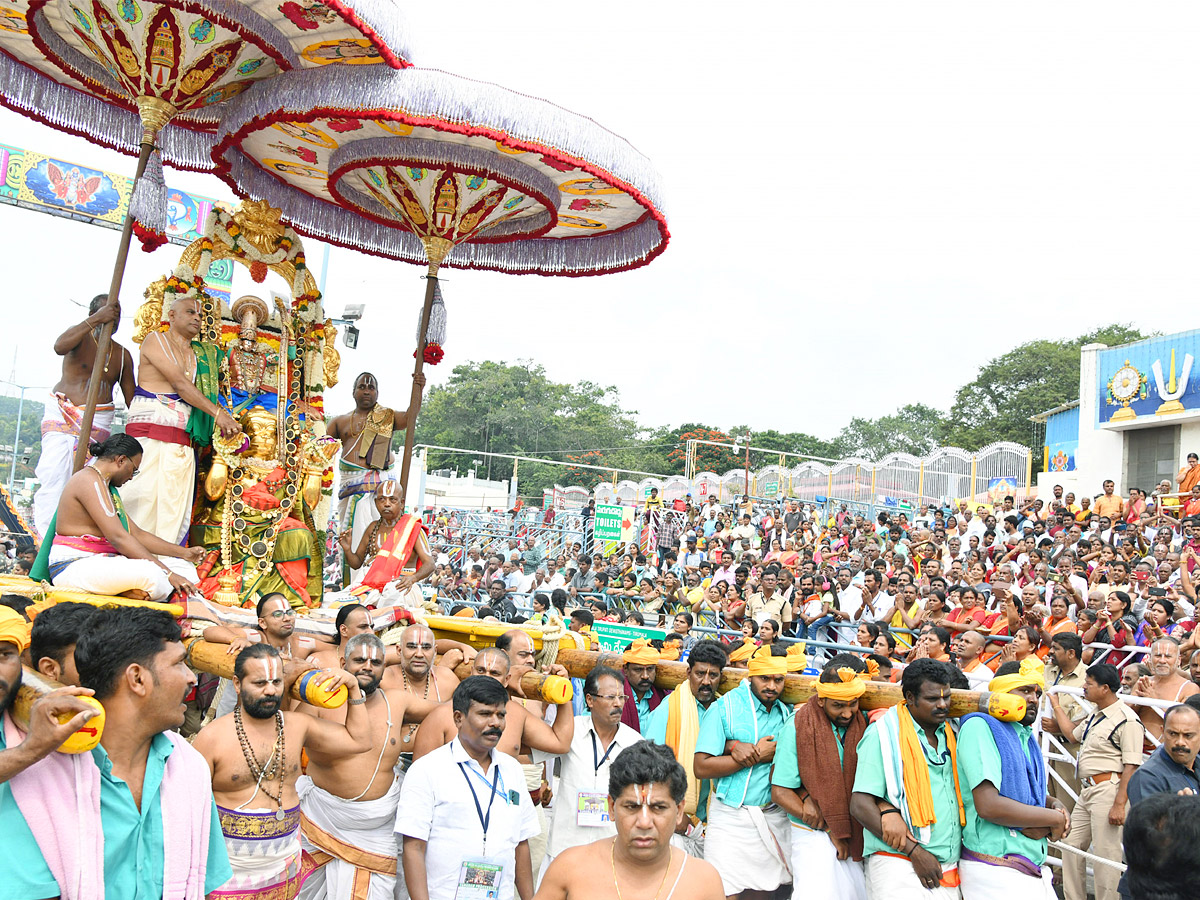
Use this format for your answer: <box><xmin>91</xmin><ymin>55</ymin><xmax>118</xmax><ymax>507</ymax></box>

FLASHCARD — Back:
<box><xmin>1037</xmin><ymin>593</ymin><xmax>1077</xmax><ymax>658</ymax></box>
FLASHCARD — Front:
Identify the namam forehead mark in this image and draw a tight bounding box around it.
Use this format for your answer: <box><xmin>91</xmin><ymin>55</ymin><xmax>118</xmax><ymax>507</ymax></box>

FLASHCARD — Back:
<box><xmin>402</xmin><ymin>624</ymin><xmax>434</xmax><ymax>648</ymax></box>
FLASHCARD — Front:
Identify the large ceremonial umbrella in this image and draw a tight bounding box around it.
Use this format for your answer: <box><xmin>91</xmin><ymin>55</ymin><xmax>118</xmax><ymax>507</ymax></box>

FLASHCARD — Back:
<box><xmin>0</xmin><ymin>0</ymin><xmax>413</xmax><ymax>471</ymax></box>
<box><xmin>210</xmin><ymin>64</ymin><xmax>669</xmax><ymax>500</ymax></box>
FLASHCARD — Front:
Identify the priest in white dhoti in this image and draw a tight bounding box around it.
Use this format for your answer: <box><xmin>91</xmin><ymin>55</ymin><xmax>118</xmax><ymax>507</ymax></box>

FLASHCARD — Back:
<box><xmin>28</xmin><ymin>433</ymin><xmax>204</xmax><ymax>601</ymax></box>
<box><xmin>334</xmin><ymin>481</ymin><xmax>434</xmax><ymax>612</ymax></box>
<box><xmin>120</xmin><ymin>295</ymin><xmax>240</xmax><ymax>544</ymax></box>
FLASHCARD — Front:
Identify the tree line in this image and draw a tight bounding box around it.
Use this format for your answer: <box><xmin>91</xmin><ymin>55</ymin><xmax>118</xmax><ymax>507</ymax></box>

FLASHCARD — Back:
<box><xmin>409</xmin><ymin>324</ymin><xmax>1146</xmax><ymax>499</ymax></box>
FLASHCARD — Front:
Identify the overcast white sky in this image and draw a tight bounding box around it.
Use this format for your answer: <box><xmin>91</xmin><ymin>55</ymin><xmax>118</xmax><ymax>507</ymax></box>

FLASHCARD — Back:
<box><xmin>2</xmin><ymin>2</ymin><xmax>1199</xmax><ymax>442</ymax></box>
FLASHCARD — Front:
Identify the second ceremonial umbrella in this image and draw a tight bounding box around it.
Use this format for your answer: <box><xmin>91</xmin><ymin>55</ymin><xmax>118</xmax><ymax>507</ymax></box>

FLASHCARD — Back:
<box><xmin>211</xmin><ymin>63</ymin><xmax>669</xmax><ymax>500</ymax></box>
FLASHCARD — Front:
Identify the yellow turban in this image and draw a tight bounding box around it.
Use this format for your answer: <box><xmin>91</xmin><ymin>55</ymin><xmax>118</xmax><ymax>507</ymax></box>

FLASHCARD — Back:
<box><xmin>860</xmin><ymin>657</ymin><xmax>880</xmax><ymax>681</ymax></box>
<box><xmin>727</xmin><ymin>637</ymin><xmax>757</xmax><ymax>663</ymax></box>
<box><xmin>623</xmin><ymin>638</ymin><xmax>662</xmax><ymax>665</ymax></box>
<box><xmin>988</xmin><ymin>656</ymin><xmax>1045</xmax><ymax>695</ymax></box>
<box><xmin>659</xmin><ymin>644</ymin><xmax>680</xmax><ymax>661</ymax></box>
<box><xmin>785</xmin><ymin>642</ymin><xmax>808</xmax><ymax>672</ymax></box>
<box><xmin>816</xmin><ymin>667</ymin><xmax>867</xmax><ymax>701</ymax></box>
<box><xmin>746</xmin><ymin>646</ymin><xmax>788</xmax><ymax>676</ymax></box>
<box><xmin>0</xmin><ymin>607</ymin><xmax>29</xmax><ymax>652</ymax></box>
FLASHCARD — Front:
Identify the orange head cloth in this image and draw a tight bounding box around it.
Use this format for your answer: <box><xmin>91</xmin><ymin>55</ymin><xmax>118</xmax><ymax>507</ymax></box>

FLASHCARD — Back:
<box><xmin>988</xmin><ymin>656</ymin><xmax>1045</xmax><ymax>694</ymax></box>
<box><xmin>659</xmin><ymin>644</ymin><xmax>681</xmax><ymax>661</ymax></box>
<box><xmin>453</xmin><ymin>606</ymin><xmax>475</xmax><ymax>617</ymax></box>
<box><xmin>815</xmin><ymin>667</ymin><xmax>867</xmax><ymax>701</ymax></box>
<box><xmin>727</xmin><ymin>637</ymin><xmax>757</xmax><ymax>663</ymax></box>
<box><xmin>785</xmin><ymin>642</ymin><xmax>808</xmax><ymax>672</ymax></box>
<box><xmin>860</xmin><ymin>657</ymin><xmax>880</xmax><ymax>681</ymax></box>
<box><xmin>0</xmin><ymin>607</ymin><xmax>30</xmax><ymax>652</ymax></box>
<box><xmin>622</xmin><ymin>638</ymin><xmax>662</xmax><ymax>666</ymax></box>
<box><xmin>746</xmin><ymin>645</ymin><xmax>788</xmax><ymax>677</ymax></box>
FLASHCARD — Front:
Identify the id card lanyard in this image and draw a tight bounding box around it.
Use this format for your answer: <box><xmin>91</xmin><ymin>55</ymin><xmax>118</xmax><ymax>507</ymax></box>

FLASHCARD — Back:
<box><xmin>590</xmin><ymin>729</ymin><xmax>617</xmax><ymax>789</ymax></box>
<box><xmin>458</xmin><ymin>761</ymin><xmax>502</xmax><ymax>856</ymax></box>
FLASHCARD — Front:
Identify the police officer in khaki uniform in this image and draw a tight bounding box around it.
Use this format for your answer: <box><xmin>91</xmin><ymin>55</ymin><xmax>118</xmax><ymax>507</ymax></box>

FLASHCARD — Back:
<box><xmin>1046</xmin><ymin>663</ymin><xmax>1143</xmax><ymax>900</ymax></box>
<box><xmin>1040</xmin><ymin>632</ymin><xmax>1089</xmax><ymax>808</ymax></box>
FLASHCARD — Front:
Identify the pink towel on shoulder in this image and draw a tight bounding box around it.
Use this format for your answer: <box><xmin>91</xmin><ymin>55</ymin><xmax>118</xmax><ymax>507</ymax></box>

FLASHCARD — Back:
<box><xmin>4</xmin><ymin>712</ymin><xmax>215</xmax><ymax>900</ymax></box>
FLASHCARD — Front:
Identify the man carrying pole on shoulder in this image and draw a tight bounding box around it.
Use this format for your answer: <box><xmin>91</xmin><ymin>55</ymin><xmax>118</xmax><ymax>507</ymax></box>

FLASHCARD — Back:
<box><xmin>955</xmin><ymin>657</ymin><xmax>1071</xmax><ymax>899</ymax></box>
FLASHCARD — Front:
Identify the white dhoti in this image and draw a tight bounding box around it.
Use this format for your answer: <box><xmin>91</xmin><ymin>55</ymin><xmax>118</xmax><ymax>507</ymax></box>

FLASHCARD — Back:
<box><xmin>958</xmin><ymin>858</ymin><xmax>1055</xmax><ymax>900</ymax></box>
<box><xmin>864</xmin><ymin>852</ymin><xmax>960</xmax><ymax>900</ymax></box>
<box><xmin>790</xmin><ymin>822</ymin><xmax>866</xmax><ymax>900</ymax></box>
<box><xmin>120</xmin><ymin>391</ymin><xmax>194</xmax><ymax>545</ymax></box>
<box><xmin>298</xmin><ymin>775</ymin><xmax>400</xmax><ymax>900</ymax></box>
<box><xmin>49</xmin><ymin>541</ymin><xmax>198</xmax><ymax>602</ymax></box>
<box><xmin>392</xmin><ymin>763</ymin><xmax>410</xmax><ymax>900</ymax></box>
<box><xmin>213</xmin><ymin>805</ymin><xmax>303</xmax><ymax>898</ymax></box>
<box><xmin>704</xmin><ymin>796</ymin><xmax>792</xmax><ymax>895</ymax></box>
<box><xmin>33</xmin><ymin>393</ymin><xmax>115</xmax><ymax>537</ymax></box>
<box><xmin>669</xmin><ymin>824</ymin><xmax>705</xmax><ymax>859</ymax></box>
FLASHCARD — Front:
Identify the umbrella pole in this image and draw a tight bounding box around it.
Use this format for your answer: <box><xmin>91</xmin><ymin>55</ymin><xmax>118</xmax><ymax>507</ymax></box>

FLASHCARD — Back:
<box><xmin>397</xmin><ymin>237</ymin><xmax>452</xmax><ymax>510</ymax></box>
<box><xmin>71</xmin><ymin>98</ymin><xmax>175</xmax><ymax>474</ymax></box>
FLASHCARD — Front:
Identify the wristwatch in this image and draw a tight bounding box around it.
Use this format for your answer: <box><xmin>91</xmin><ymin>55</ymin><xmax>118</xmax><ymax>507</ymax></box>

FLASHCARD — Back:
<box><xmin>348</xmin><ymin>696</ymin><xmax>367</xmax><ymax>705</ymax></box>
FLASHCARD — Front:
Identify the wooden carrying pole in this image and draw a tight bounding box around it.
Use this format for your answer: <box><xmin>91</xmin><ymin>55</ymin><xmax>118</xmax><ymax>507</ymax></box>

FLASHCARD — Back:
<box><xmin>184</xmin><ymin>638</ymin><xmax>347</xmax><ymax>708</ymax></box>
<box><xmin>397</xmin><ymin>237</ymin><xmax>452</xmax><ymax>509</ymax></box>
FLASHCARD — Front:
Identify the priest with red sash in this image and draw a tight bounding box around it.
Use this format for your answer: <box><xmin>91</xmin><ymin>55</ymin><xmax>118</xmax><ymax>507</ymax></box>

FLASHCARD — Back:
<box><xmin>339</xmin><ymin>480</ymin><xmax>435</xmax><ymax>609</ymax></box>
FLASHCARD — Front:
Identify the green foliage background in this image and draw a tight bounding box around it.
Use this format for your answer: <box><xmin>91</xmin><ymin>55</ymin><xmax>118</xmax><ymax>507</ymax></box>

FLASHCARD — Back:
<box><xmin>404</xmin><ymin>325</ymin><xmax>1147</xmax><ymax>500</ymax></box>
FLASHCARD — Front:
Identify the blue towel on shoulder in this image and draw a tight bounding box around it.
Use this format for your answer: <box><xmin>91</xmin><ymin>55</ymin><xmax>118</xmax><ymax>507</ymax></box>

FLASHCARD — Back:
<box><xmin>962</xmin><ymin>712</ymin><xmax>1046</xmax><ymax>807</ymax></box>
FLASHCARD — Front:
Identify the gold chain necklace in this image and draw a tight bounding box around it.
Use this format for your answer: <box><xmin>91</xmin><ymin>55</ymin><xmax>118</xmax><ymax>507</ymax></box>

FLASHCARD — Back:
<box><xmin>610</xmin><ymin>841</ymin><xmax>672</xmax><ymax>900</ymax></box>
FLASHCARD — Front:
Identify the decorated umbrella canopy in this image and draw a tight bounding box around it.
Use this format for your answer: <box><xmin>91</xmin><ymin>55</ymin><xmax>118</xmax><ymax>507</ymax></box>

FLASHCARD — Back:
<box><xmin>0</xmin><ymin>0</ymin><xmax>413</xmax><ymax>471</ymax></box>
<box><xmin>210</xmin><ymin>64</ymin><xmax>669</xmax><ymax>498</ymax></box>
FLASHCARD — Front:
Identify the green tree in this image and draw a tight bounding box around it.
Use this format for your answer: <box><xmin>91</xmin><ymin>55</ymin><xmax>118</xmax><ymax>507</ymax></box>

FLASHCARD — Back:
<box><xmin>411</xmin><ymin>360</ymin><xmax>642</xmax><ymax>498</ymax></box>
<box><xmin>834</xmin><ymin>404</ymin><xmax>948</xmax><ymax>459</ymax></box>
<box><xmin>945</xmin><ymin>323</ymin><xmax>1146</xmax><ymax>468</ymax></box>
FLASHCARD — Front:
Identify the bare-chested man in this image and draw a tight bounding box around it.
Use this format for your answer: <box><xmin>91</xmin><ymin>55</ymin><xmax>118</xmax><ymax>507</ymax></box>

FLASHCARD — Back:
<box><xmin>121</xmin><ymin>294</ymin><xmax>240</xmax><ymax>543</ymax></box>
<box><xmin>299</xmin><ymin>633</ymin><xmax>433</xmax><ymax>900</ymax></box>
<box><xmin>1132</xmin><ymin>637</ymin><xmax>1199</xmax><ymax>743</ymax></box>
<box><xmin>535</xmin><ymin>742</ymin><xmax>724</xmax><ymax>900</ymax></box>
<box><xmin>327</xmin><ymin>372</ymin><xmax>422</xmax><ymax>581</ymax></box>
<box><xmin>33</xmin><ymin>432</ymin><xmax>204</xmax><ymax>600</ymax></box>
<box><xmin>338</xmin><ymin>480</ymin><xmax>435</xmax><ymax>604</ymax></box>
<box><xmin>412</xmin><ymin>646</ymin><xmax>574</xmax><ymax>764</ymax></box>
<box><xmin>383</xmin><ymin>624</ymin><xmax>463</xmax><ymax>752</ymax></box>
<box><xmin>34</xmin><ymin>293</ymin><xmax>137</xmax><ymax>536</ymax></box>
<box><xmin>205</xmin><ymin>592</ymin><xmax>330</xmax><ymax>720</ymax></box>
<box><xmin>192</xmin><ymin>643</ymin><xmax>369</xmax><ymax>900</ymax></box>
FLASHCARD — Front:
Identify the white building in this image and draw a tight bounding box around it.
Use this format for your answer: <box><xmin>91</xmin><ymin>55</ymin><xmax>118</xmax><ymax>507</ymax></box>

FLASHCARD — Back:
<box><xmin>1033</xmin><ymin>329</ymin><xmax>1200</xmax><ymax>500</ymax></box>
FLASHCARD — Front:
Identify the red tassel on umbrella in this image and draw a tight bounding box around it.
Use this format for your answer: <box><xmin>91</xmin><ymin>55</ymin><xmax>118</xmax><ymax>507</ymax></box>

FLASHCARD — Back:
<box><xmin>414</xmin><ymin>280</ymin><xmax>447</xmax><ymax>365</ymax></box>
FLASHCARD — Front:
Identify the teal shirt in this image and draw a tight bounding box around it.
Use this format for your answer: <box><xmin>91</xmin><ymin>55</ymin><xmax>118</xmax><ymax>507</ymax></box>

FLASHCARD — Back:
<box><xmin>635</xmin><ymin>691</ymin><xmax>653</xmax><ymax>725</ymax></box>
<box><xmin>694</xmin><ymin>681</ymin><xmax>791</xmax><ymax>808</ymax></box>
<box><xmin>852</xmin><ymin>718</ymin><xmax>963</xmax><ymax>865</ymax></box>
<box><xmin>771</xmin><ymin>711</ymin><xmax>846</xmax><ymax>827</ymax></box>
<box><xmin>956</xmin><ymin>716</ymin><xmax>1048</xmax><ymax>865</ymax></box>
<box><xmin>0</xmin><ymin>729</ymin><xmax>232</xmax><ymax>900</ymax></box>
<box><xmin>644</xmin><ymin>696</ymin><xmax>712</xmax><ymax>819</ymax></box>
